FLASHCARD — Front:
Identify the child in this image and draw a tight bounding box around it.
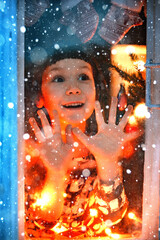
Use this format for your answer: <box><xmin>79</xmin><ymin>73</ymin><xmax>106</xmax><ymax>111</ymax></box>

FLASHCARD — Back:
<box><xmin>25</xmin><ymin>46</ymin><xmax>140</xmax><ymax>238</ymax></box>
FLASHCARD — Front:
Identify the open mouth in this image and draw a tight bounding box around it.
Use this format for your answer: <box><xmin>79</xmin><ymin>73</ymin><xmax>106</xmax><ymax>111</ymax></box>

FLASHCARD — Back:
<box><xmin>62</xmin><ymin>102</ymin><xmax>84</xmax><ymax>109</ymax></box>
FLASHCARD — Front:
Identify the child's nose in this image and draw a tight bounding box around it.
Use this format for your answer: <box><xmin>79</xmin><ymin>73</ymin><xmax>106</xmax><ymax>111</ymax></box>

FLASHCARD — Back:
<box><xmin>66</xmin><ymin>85</ymin><xmax>81</xmax><ymax>95</ymax></box>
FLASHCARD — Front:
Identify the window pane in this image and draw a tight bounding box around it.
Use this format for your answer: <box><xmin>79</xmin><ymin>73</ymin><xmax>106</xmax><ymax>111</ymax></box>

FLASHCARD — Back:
<box><xmin>24</xmin><ymin>1</ymin><xmax>146</xmax><ymax>239</ymax></box>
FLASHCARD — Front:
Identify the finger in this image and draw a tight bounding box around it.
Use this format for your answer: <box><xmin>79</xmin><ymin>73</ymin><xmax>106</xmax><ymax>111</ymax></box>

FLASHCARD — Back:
<box><xmin>119</xmin><ymin>105</ymin><xmax>133</xmax><ymax>129</ymax></box>
<box><xmin>66</xmin><ymin>125</ymin><xmax>74</xmax><ymax>144</ymax></box>
<box><xmin>95</xmin><ymin>101</ymin><xmax>105</xmax><ymax>130</ymax></box>
<box><xmin>29</xmin><ymin>117</ymin><xmax>45</xmax><ymax>142</ymax></box>
<box><xmin>52</xmin><ymin>110</ymin><xmax>61</xmax><ymax>134</ymax></box>
<box><xmin>37</xmin><ymin>109</ymin><xmax>53</xmax><ymax>138</ymax></box>
<box><xmin>72</xmin><ymin>127</ymin><xmax>94</xmax><ymax>149</ymax></box>
<box><xmin>108</xmin><ymin>97</ymin><xmax>118</xmax><ymax>124</ymax></box>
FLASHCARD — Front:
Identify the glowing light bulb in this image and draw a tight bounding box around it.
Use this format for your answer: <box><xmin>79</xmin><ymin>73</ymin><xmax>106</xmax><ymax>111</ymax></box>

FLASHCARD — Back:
<box><xmin>128</xmin><ymin>212</ymin><xmax>135</xmax><ymax>219</ymax></box>
<box><xmin>133</xmin><ymin>60</ymin><xmax>145</xmax><ymax>72</ymax></box>
<box><xmin>111</xmin><ymin>233</ymin><xmax>120</xmax><ymax>239</ymax></box>
<box><xmin>89</xmin><ymin>208</ymin><xmax>98</xmax><ymax>217</ymax></box>
<box><xmin>63</xmin><ymin>193</ymin><xmax>67</xmax><ymax>198</ymax></box>
<box><xmin>128</xmin><ymin>212</ymin><xmax>142</xmax><ymax>223</ymax></box>
<box><xmin>25</xmin><ymin>155</ymin><xmax>31</xmax><ymax>162</ymax></box>
<box><xmin>32</xmin><ymin>186</ymin><xmax>56</xmax><ymax>210</ymax></box>
<box><xmin>50</xmin><ymin>223</ymin><xmax>67</xmax><ymax>233</ymax></box>
<box><xmin>128</xmin><ymin>115</ymin><xmax>137</xmax><ymax>125</ymax></box>
<box><xmin>105</xmin><ymin>228</ymin><xmax>112</xmax><ymax>235</ymax></box>
<box><xmin>134</xmin><ymin>103</ymin><xmax>148</xmax><ymax>119</ymax></box>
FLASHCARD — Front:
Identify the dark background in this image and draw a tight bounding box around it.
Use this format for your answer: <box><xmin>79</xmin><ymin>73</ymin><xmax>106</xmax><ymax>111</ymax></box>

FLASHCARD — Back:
<box><xmin>25</xmin><ymin>0</ymin><xmax>146</xmax><ymax>64</ymax></box>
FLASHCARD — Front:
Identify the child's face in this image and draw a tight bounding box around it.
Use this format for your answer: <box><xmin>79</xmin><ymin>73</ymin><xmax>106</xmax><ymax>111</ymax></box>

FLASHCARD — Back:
<box><xmin>39</xmin><ymin>58</ymin><xmax>96</xmax><ymax>126</ymax></box>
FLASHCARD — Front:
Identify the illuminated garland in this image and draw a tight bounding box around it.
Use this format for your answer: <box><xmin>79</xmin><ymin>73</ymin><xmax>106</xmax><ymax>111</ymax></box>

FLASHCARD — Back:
<box><xmin>111</xmin><ymin>53</ymin><xmax>145</xmax><ymax>107</ymax></box>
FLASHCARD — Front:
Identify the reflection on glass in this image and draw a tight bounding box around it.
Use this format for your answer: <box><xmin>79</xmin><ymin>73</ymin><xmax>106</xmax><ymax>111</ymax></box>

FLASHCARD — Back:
<box><xmin>24</xmin><ymin>1</ymin><xmax>146</xmax><ymax>239</ymax></box>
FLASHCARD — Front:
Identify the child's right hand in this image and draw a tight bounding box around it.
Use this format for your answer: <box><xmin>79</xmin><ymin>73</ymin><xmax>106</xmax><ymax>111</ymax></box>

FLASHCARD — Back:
<box><xmin>25</xmin><ymin>109</ymin><xmax>75</xmax><ymax>222</ymax></box>
<box><xmin>29</xmin><ymin>109</ymin><xmax>74</xmax><ymax>173</ymax></box>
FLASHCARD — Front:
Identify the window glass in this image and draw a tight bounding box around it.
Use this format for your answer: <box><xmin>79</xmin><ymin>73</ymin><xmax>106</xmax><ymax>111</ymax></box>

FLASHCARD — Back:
<box><xmin>24</xmin><ymin>1</ymin><xmax>146</xmax><ymax>239</ymax></box>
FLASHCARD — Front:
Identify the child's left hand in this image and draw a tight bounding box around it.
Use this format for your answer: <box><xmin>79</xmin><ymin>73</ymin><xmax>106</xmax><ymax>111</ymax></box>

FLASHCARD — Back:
<box><xmin>72</xmin><ymin>97</ymin><xmax>142</xmax><ymax>180</ymax></box>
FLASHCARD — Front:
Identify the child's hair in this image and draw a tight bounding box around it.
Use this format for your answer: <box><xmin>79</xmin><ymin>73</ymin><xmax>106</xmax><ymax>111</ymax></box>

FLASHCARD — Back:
<box><xmin>25</xmin><ymin>44</ymin><xmax>111</xmax><ymax>136</ymax></box>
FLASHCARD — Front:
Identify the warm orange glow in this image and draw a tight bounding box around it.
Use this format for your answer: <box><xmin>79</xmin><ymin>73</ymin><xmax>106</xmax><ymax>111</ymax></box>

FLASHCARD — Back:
<box><xmin>128</xmin><ymin>212</ymin><xmax>135</xmax><ymax>219</ymax></box>
<box><xmin>110</xmin><ymin>233</ymin><xmax>120</xmax><ymax>239</ymax></box>
<box><xmin>63</xmin><ymin>192</ymin><xmax>67</xmax><ymax>198</ymax></box>
<box><xmin>128</xmin><ymin>115</ymin><xmax>137</xmax><ymax>125</ymax></box>
<box><xmin>89</xmin><ymin>208</ymin><xmax>98</xmax><ymax>217</ymax></box>
<box><xmin>110</xmin><ymin>45</ymin><xmax>146</xmax><ymax>97</ymax></box>
<box><xmin>125</xmin><ymin>45</ymin><xmax>136</xmax><ymax>54</ymax></box>
<box><xmin>134</xmin><ymin>103</ymin><xmax>148</xmax><ymax>119</ymax></box>
<box><xmin>32</xmin><ymin>185</ymin><xmax>56</xmax><ymax>210</ymax></box>
<box><xmin>123</xmin><ymin>142</ymin><xmax>134</xmax><ymax>159</ymax></box>
<box><xmin>105</xmin><ymin>230</ymin><xmax>139</xmax><ymax>240</ymax></box>
<box><xmin>105</xmin><ymin>228</ymin><xmax>120</xmax><ymax>239</ymax></box>
<box><xmin>50</xmin><ymin>222</ymin><xmax>67</xmax><ymax>233</ymax></box>
<box><xmin>128</xmin><ymin>212</ymin><xmax>142</xmax><ymax>223</ymax></box>
<box><xmin>34</xmin><ymin>221</ymin><xmax>45</xmax><ymax>230</ymax></box>
<box><xmin>105</xmin><ymin>228</ymin><xmax>112</xmax><ymax>235</ymax></box>
<box><xmin>133</xmin><ymin>60</ymin><xmax>145</xmax><ymax>72</ymax></box>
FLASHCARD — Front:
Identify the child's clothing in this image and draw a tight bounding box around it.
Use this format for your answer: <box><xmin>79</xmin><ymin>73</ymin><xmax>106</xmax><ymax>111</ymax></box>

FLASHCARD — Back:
<box><xmin>25</xmin><ymin>152</ymin><xmax>128</xmax><ymax>238</ymax></box>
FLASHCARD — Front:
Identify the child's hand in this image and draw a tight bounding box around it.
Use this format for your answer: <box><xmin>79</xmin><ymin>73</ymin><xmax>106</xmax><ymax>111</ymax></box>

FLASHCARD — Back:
<box><xmin>72</xmin><ymin>97</ymin><xmax>142</xmax><ymax>180</ymax></box>
<box><xmin>29</xmin><ymin>109</ymin><xmax>74</xmax><ymax>173</ymax></box>
<box><xmin>26</xmin><ymin>110</ymin><xmax>74</xmax><ymax>222</ymax></box>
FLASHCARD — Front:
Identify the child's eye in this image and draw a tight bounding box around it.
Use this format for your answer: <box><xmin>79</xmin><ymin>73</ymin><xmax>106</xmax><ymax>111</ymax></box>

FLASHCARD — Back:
<box><xmin>78</xmin><ymin>74</ymin><xmax>90</xmax><ymax>81</ymax></box>
<box><xmin>52</xmin><ymin>76</ymin><xmax>65</xmax><ymax>83</ymax></box>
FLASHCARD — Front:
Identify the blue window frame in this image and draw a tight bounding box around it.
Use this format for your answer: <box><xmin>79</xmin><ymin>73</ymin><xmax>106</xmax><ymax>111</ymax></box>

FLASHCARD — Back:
<box><xmin>0</xmin><ymin>1</ymin><xmax>18</xmax><ymax>239</ymax></box>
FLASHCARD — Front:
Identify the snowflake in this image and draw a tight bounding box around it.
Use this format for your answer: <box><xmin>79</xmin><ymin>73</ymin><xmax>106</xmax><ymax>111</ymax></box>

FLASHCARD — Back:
<box><xmin>126</xmin><ymin>169</ymin><xmax>131</xmax><ymax>174</ymax></box>
<box><xmin>54</xmin><ymin>43</ymin><xmax>60</xmax><ymax>50</ymax></box>
<box><xmin>8</xmin><ymin>102</ymin><xmax>14</xmax><ymax>109</ymax></box>
<box><xmin>73</xmin><ymin>142</ymin><xmax>79</xmax><ymax>147</ymax></box>
<box><xmin>20</xmin><ymin>26</ymin><xmax>26</xmax><ymax>33</ymax></box>
<box><xmin>23</xmin><ymin>133</ymin><xmax>30</xmax><ymax>140</ymax></box>
<box><xmin>82</xmin><ymin>169</ymin><xmax>90</xmax><ymax>177</ymax></box>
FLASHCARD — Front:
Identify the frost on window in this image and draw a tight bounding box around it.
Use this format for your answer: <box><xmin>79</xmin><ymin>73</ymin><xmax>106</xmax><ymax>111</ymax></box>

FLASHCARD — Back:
<box><xmin>24</xmin><ymin>0</ymin><xmax>146</xmax><ymax>239</ymax></box>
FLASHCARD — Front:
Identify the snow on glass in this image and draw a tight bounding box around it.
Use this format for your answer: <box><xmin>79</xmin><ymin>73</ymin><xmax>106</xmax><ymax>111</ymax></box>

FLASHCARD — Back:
<box><xmin>20</xmin><ymin>0</ymin><xmax>151</xmax><ymax>239</ymax></box>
